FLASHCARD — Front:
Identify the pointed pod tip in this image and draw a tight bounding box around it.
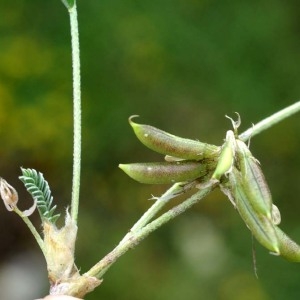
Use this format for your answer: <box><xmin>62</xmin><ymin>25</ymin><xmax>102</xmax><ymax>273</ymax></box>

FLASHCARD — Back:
<box><xmin>128</xmin><ymin>115</ymin><xmax>140</xmax><ymax>125</ymax></box>
<box><xmin>118</xmin><ymin>163</ymin><xmax>141</xmax><ymax>182</ymax></box>
<box><xmin>118</xmin><ymin>164</ymin><xmax>128</xmax><ymax>172</ymax></box>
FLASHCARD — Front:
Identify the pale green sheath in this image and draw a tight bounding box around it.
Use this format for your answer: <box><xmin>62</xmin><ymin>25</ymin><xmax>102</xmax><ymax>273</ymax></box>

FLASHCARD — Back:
<box><xmin>235</xmin><ymin>139</ymin><xmax>273</xmax><ymax>220</ymax></box>
<box><xmin>224</xmin><ymin>168</ymin><xmax>280</xmax><ymax>254</ymax></box>
<box><xmin>212</xmin><ymin>130</ymin><xmax>235</xmax><ymax>180</ymax></box>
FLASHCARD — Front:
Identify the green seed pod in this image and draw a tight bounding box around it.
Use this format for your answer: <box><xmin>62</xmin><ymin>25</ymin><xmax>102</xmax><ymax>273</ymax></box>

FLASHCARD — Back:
<box><xmin>119</xmin><ymin>161</ymin><xmax>215</xmax><ymax>184</ymax></box>
<box><xmin>274</xmin><ymin>226</ymin><xmax>300</xmax><ymax>262</ymax></box>
<box><xmin>225</xmin><ymin>168</ymin><xmax>279</xmax><ymax>254</ymax></box>
<box><xmin>212</xmin><ymin>130</ymin><xmax>235</xmax><ymax>180</ymax></box>
<box><xmin>235</xmin><ymin>139</ymin><xmax>273</xmax><ymax>219</ymax></box>
<box><xmin>129</xmin><ymin>116</ymin><xmax>220</xmax><ymax>161</ymax></box>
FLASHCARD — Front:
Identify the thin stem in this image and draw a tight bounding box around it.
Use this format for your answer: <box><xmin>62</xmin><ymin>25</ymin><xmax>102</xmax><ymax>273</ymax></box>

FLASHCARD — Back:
<box><xmin>119</xmin><ymin>182</ymin><xmax>190</xmax><ymax>244</ymax></box>
<box><xmin>69</xmin><ymin>3</ymin><xmax>82</xmax><ymax>223</ymax></box>
<box><xmin>14</xmin><ymin>207</ymin><xmax>45</xmax><ymax>256</ymax></box>
<box><xmin>85</xmin><ymin>180</ymin><xmax>217</xmax><ymax>279</ymax></box>
<box><xmin>239</xmin><ymin>101</ymin><xmax>300</xmax><ymax>141</ymax></box>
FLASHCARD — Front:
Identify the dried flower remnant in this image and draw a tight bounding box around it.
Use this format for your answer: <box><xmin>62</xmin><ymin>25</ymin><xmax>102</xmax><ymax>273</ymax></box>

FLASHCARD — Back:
<box><xmin>0</xmin><ymin>178</ymin><xmax>18</xmax><ymax>211</ymax></box>
<box><xmin>0</xmin><ymin>177</ymin><xmax>36</xmax><ymax>216</ymax></box>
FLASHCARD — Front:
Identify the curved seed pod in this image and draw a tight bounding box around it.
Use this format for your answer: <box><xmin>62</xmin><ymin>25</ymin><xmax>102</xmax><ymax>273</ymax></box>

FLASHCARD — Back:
<box><xmin>119</xmin><ymin>161</ymin><xmax>215</xmax><ymax>184</ymax></box>
<box><xmin>226</xmin><ymin>168</ymin><xmax>279</xmax><ymax>254</ymax></box>
<box><xmin>235</xmin><ymin>139</ymin><xmax>273</xmax><ymax>219</ymax></box>
<box><xmin>212</xmin><ymin>130</ymin><xmax>235</xmax><ymax>180</ymax></box>
<box><xmin>129</xmin><ymin>116</ymin><xmax>220</xmax><ymax>160</ymax></box>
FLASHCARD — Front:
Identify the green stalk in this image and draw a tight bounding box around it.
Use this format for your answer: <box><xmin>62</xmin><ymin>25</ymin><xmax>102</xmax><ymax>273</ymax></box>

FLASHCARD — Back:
<box><xmin>84</xmin><ymin>180</ymin><xmax>218</xmax><ymax>279</ymax></box>
<box><xmin>239</xmin><ymin>101</ymin><xmax>300</xmax><ymax>141</ymax></box>
<box><xmin>69</xmin><ymin>3</ymin><xmax>82</xmax><ymax>223</ymax></box>
<box><xmin>119</xmin><ymin>182</ymin><xmax>192</xmax><ymax>244</ymax></box>
<box><xmin>13</xmin><ymin>207</ymin><xmax>46</xmax><ymax>256</ymax></box>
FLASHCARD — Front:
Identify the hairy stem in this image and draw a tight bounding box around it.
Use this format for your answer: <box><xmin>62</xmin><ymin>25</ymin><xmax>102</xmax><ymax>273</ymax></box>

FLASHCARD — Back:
<box><xmin>239</xmin><ymin>101</ymin><xmax>300</xmax><ymax>141</ymax></box>
<box><xmin>85</xmin><ymin>180</ymin><xmax>218</xmax><ymax>279</ymax></box>
<box><xmin>119</xmin><ymin>182</ymin><xmax>192</xmax><ymax>244</ymax></box>
<box><xmin>69</xmin><ymin>3</ymin><xmax>82</xmax><ymax>223</ymax></box>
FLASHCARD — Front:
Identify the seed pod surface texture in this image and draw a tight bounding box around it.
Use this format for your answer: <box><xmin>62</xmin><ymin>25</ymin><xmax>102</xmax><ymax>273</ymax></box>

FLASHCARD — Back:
<box><xmin>274</xmin><ymin>227</ymin><xmax>300</xmax><ymax>262</ymax></box>
<box><xmin>129</xmin><ymin>116</ymin><xmax>220</xmax><ymax>160</ymax></box>
<box><xmin>236</xmin><ymin>139</ymin><xmax>273</xmax><ymax>219</ymax></box>
<box><xmin>119</xmin><ymin>161</ymin><xmax>210</xmax><ymax>184</ymax></box>
<box><xmin>228</xmin><ymin>168</ymin><xmax>279</xmax><ymax>254</ymax></box>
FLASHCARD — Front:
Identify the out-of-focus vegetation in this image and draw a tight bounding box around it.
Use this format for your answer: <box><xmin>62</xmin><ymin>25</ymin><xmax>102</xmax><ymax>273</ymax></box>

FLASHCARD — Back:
<box><xmin>0</xmin><ymin>0</ymin><xmax>300</xmax><ymax>299</ymax></box>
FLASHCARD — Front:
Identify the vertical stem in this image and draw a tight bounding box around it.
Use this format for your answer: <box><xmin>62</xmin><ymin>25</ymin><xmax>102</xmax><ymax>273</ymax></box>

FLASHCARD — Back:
<box><xmin>69</xmin><ymin>4</ymin><xmax>82</xmax><ymax>223</ymax></box>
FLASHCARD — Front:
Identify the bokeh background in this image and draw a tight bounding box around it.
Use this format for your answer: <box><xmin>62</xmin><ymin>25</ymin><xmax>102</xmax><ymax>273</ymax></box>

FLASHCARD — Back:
<box><xmin>0</xmin><ymin>0</ymin><xmax>300</xmax><ymax>299</ymax></box>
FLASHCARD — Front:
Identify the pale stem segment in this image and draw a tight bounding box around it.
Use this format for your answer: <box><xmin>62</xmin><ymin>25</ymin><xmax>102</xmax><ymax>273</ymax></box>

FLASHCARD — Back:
<box><xmin>85</xmin><ymin>180</ymin><xmax>218</xmax><ymax>279</ymax></box>
<box><xmin>239</xmin><ymin>101</ymin><xmax>300</xmax><ymax>141</ymax></box>
<box><xmin>13</xmin><ymin>207</ymin><xmax>46</xmax><ymax>256</ymax></box>
<box><xmin>69</xmin><ymin>3</ymin><xmax>82</xmax><ymax>223</ymax></box>
<box><xmin>119</xmin><ymin>181</ymin><xmax>196</xmax><ymax>244</ymax></box>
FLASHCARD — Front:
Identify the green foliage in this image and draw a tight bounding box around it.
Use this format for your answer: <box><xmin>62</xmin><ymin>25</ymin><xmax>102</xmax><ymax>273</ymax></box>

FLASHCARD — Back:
<box><xmin>19</xmin><ymin>168</ymin><xmax>60</xmax><ymax>224</ymax></box>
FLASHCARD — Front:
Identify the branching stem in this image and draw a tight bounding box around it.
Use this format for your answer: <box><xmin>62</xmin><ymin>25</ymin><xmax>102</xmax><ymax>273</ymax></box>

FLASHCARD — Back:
<box><xmin>85</xmin><ymin>180</ymin><xmax>218</xmax><ymax>279</ymax></box>
<box><xmin>84</xmin><ymin>101</ymin><xmax>300</xmax><ymax>282</ymax></box>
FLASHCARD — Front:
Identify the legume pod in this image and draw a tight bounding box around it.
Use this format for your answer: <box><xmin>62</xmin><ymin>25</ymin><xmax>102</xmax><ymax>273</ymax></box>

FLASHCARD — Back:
<box><xmin>224</xmin><ymin>168</ymin><xmax>280</xmax><ymax>254</ymax></box>
<box><xmin>235</xmin><ymin>139</ymin><xmax>273</xmax><ymax>220</ymax></box>
<box><xmin>119</xmin><ymin>160</ymin><xmax>215</xmax><ymax>184</ymax></box>
<box><xmin>129</xmin><ymin>116</ymin><xmax>220</xmax><ymax>161</ymax></box>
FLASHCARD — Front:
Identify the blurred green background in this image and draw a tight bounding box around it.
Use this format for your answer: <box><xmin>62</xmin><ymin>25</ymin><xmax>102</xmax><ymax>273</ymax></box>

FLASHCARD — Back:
<box><xmin>0</xmin><ymin>0</ymin><xmax>300</xmax><ymax>299</ymax></box>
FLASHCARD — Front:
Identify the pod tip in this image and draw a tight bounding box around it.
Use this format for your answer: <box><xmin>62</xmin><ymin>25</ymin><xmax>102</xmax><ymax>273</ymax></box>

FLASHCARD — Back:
<box><xmin>128</xmin><ymin>115</ymin><xmax>140</xmax><ymax>125</ymax></box>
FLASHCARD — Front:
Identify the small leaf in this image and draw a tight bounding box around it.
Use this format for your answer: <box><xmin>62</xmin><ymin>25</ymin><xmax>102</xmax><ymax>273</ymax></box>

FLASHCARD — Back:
<box><xmin>19</xmin><ymin>168</ymin><xmax>60</xmax><ymax>224</ymax></box>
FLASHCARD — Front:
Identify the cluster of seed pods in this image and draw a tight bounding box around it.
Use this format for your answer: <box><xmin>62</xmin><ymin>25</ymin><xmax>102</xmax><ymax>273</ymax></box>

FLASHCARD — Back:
<box><xmin>119</xmin><ymin>116</ymin><xmax>220</xmax><ymax>184</ymax></box>
<box><xmin>119</xmin><ymin>115</ymin><xmax>300</xmax><ymax>262</ymax></box>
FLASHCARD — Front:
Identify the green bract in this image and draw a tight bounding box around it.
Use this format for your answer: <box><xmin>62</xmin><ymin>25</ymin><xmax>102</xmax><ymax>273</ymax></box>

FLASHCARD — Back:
<box><xmin>129</xmin><ymin>116</ymin><xmax>220</xmax><ymax>161</ymax></box>
<box><xmin>212</xmin><ymin>130</ymin><xmax>235</xmax><ymax>180</ymax></box>
<box><xmin>235</xmin><ymin>139</ymin><xmax>273</xmax><ymax>219</ymax></box>
<box><xmin>225</xmin><ymin>168</ymin><xmax>280</xmax><ymax>254</ymax></box>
